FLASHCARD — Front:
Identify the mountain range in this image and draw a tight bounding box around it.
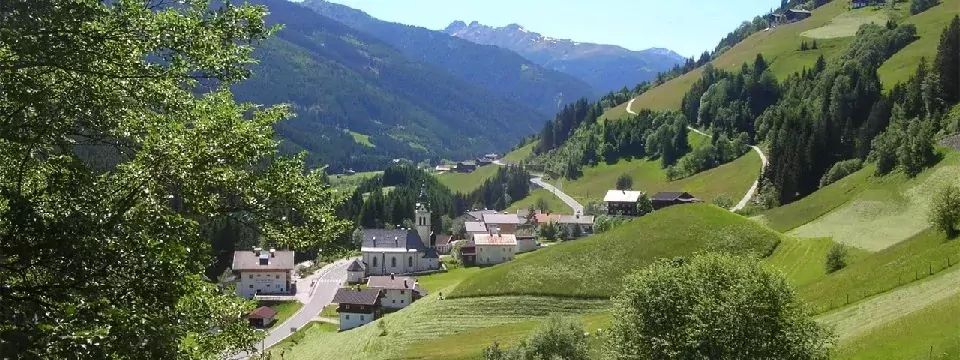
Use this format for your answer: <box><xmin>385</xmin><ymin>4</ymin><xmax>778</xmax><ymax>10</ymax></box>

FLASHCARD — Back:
<box><xmin>301</xmin><ymin>0</ymin><xmax>597</xmax><ymax>115</ymax></box>
<box><xmin>444</xmin><ymin>21</ymin><xmax>686</xmax><ymax>92</ymax></box>
<box><xmin>233</xmin><ymin>0</ymin><xmax>548</xmax><ymax>172</ymax></box>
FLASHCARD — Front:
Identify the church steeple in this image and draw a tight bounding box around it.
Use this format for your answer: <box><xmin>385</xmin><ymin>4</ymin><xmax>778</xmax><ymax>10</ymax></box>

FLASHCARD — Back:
<box><xmin>415</xmin><ymin>184</ymin><xmax>431</xmax><ymax>248</ymax></box>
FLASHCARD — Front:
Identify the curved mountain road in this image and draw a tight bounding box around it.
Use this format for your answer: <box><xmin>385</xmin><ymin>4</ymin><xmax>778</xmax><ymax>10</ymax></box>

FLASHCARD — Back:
<box><xmin>530</xmin><ymin>176</ymin><xmax>583</xmax><ymax>214</ymax></box>
<box><xmin>625</xmin><ymin>100</ymin><xmax>768</xmax><ymax>212</ymax></box>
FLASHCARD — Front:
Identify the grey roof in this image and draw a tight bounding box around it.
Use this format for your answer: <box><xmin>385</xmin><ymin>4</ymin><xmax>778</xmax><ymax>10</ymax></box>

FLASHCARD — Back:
<box><xmin>467</xmin><ymin>210</ymin><xmax>497</xmax><ymax>221</ymax></box>
<box><xmin>366</xmin><ymin>275</ymin><xmax>427</xmax><ymax>295</ymax></box>
<box><xmin>481</xmin><ymin>213</ymin><xmax>521</xmax><ymax>225</ymax></box>
<box><xmin>465</xmin><ymin>221</ymin><xmax>488</xmax><ymax>233</ymax></box>
<box><xmin>232</xmin><ymin>250</ymin><xmax>295</xmax><ymax>271</ymax></box>
<box><xmin>361</xmin><ymin>229</ymin><xmax>426</xmax><ymax>251</ymax></box>
<box><xmin>332</xmin><ymin>288</ymin><xmax>382</xmax><ymax>306</ymax></box>
<box><xmin>346</xmin><ymin>259</ymin><xmax>364</xmax><ymax>272</ymax></box>
<box><xmin>558</xmin><ymin>215</ymin><xmax>595</xmax><ymax>225</ymax></box>
<box><xmin>651</xmin><ymin>192</ymin><xmax>695</xmax><ymax>201</ymax></box>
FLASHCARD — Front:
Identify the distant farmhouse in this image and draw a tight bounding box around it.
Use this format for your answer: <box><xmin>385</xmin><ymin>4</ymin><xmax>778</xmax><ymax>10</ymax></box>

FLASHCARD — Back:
<box><xmin>768</xmin><ymin>8</ymin><xmax>812</xmax><ymax>26</ymax></box>
<box><xmin>232</xmin><ymin>248</ymin><xmax>295</xmax><ymax>299</ymax></box>
<box><xmin>332</xmin><ymin>287</ymin><xmax>383</xmax><ymax>331</ymax></box>
<box><xmin>851</xmin><ymin>0</ymin><xmax>883</xmax><ymax>8</ymax></box>
<box><xmin>455</xmin><ymin>161</ymin><xmax>477</xmax><ymax>173</ymax></box>
<box><xmin>473</xmin><ymin>233</ymin><xmax>518</xmax><ymax>266</ymax></box>
<box><xmin>651</xmin><ymin>192</ymin><xmax>702</xmax><ymax>210</ymax></box>
<box><xmin>534</xmin><ymin>213</ymin><xmax>595</xmax><ymax>235</ymax></box>
<box><xmin>603</xmin><ymin>190</ymin><xmax>644</xmax><ymax>216</ymax></box>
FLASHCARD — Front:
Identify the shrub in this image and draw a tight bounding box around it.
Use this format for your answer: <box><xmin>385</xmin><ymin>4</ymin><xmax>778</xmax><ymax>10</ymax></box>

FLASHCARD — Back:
<box><xmin>819</xmin><ymin>159</ymin><xmax>863</xmax><ymax>188</ymax></box>
<box><xmin>825</xmin><ymin>243</ymin><xmax>848</xmax><ymax>273</ymax></box>
<box><xmin>930</xmin><ymin>184</ymin><xmax>960</xmax><ymax>238</ymax></box>
<box><xmin>604</xmin><ymin>253</ymin><xmax>833</xmax><ymax>359</ymax></box>
<box><xmin>712</xmin><ymin>194</ymin><xmax>734</xmax><ymax>209</ymax></box>
<box><xmin>911</xmin><ymin>0</ymin><xmax>938</xmax><ymax>14</ymax></box>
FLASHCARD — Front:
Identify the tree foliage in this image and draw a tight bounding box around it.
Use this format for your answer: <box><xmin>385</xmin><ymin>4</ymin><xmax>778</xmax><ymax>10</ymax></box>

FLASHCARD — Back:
<box><xmin>483</xmin><ymin>315</ymin><xmax>589</xmax><ymax>360</ymax></box>
<box><xmin>0</xmin><ymin>0</ymin><xmax>352</xmax><ymax>358</ymax></box>
<box><xmin>605</xmin><ymin>253</ymin><xmax>833</xmax><ymax>360</ymax></box>
<box><xmin>930</xmin><ymin>184</ymin><xmax>960</xmax><ymax>238</ymax></box>
<box><xmin>825</xmin><ymin>243</ymin><xmax>849</xmax><ymax>273</ymax></box>
<box><xmin>615</xmin><ymin>173</ymin><xmax>634</xmax><ymax>190</ymax></box>
<box><xmin>910</xmin><ymin>0</ymin><xmax>939</xmax><ymax>14</ymax></box>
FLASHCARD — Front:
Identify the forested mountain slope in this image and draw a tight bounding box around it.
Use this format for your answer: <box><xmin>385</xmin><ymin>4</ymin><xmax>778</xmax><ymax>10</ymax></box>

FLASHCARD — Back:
<box><xmin>443</xmin><ymin>21</ymin><xmax>685</xmax><ymax>93</ymax></box>
<box><xmin>233</xmin><ymin>0</ymin><xmax>547</xmax><ymax>172</ymax></box>
<box><xmin>301</xmin><ymin>0</ymin><xmax>596</xmax><ymax>115</ymax></box>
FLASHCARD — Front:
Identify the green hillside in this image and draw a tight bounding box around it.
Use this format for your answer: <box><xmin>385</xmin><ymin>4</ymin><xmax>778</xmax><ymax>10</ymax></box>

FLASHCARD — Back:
<box><xmin>235</xmin><ymin>0</ymin><xmax>548</xmax><ymax>172</ymax></box>
<box><xmin>436</xmin><ymin>142</ymin><xmax>538</xmax><ymax>194</ymax></box>
<box><xmin>449</xmin><ymin>204</ymin><xmax>783</xmax><ymax>298</ymax></box>
<box><xmin>604</xmin><ymin>0</ymin><xmax>954</xmax><ymax>119</ymax></box>
<box><xmin>507</xmin><ymin>189</ymin><xmax>570</xmax><ymax>213</ymax></box>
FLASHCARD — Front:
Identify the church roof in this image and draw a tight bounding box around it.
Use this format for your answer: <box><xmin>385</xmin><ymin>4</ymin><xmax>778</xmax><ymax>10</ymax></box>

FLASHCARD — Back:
<box><xmin>346</xmin><ymin>259</ymin><xmax>364</xmax><ymax>272</ymax></box>
<box><xmin>361</xmin><ymin>229</ymin><xmax>428</xmax><ymax>252</ymax></box>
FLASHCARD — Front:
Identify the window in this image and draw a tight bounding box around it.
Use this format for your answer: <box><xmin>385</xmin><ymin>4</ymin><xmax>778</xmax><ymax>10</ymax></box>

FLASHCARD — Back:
<box><xmin>392</xmin><ymin>300</ymin><xmax>396</xmax><ymax>304</ymax></box>
<box><xmin>408</xmin><ymin>257</ymin><xmax>413</xmax><ymax>268</ymax></box>
<box><xmin>345</xmin><ymin>304</ymin><xmax>351</xmax><ymax>310</ymax></box>
<box><xmin>275</xmin><ymin>275</ymin><xmax>279</xmax><ymax>279</ymax></box>
<box><xmin>360</xmin><ymin>315</ymin><xmax>365</xmax><ymax>321</ymax></box>
<box><xmin>400</xmin><ymin>290</ymin><xmax>405</xmax><ymax>295</ymax></box>
<box><xmin>249</xmin><ymin>285</ymin><xmax>253</xmax><ymax>289</ymax></box>
<box><xmin>266</xmin><ymin>284</ymin><xmax>271</xmax><ymax>287</ymax></box>
<box><xmin>373</xmin><ymin>257</ymin><xmax>378</xmax><ymax>267</ymax></box>
<box><xmin>345</xmin><ymin>314</ymin><xmax>350</xmax><ymax>320</ymax></box>
<box><xmin>391</xmin><ymin>257</ymin><xmax>397</xmax><ymax>267</ymax></box>
<box><xmin>400</xmin><ymin>300</ymin><xmax>404</xmax><ymax>304</ymax></box>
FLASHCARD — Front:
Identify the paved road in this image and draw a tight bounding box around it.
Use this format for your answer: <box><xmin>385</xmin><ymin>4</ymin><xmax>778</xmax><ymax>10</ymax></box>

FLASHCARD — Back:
<box><xmin>628</xmin><ymin>101</ymin><xmax>768</xmax><ymax>212</ymax></box>
<box><xmin>530</xmin><ymin>176</ymin><xmax>583</xmax><ymax>214</ymax></box>
<box><xmin>229</xmin><ymin>259</ymin><xmax>351</xmax><ymax>359</ymax></box>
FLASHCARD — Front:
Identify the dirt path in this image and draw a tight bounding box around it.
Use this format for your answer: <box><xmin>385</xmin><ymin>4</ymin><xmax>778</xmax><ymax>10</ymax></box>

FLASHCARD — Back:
<box><xmin>818</xmin><ymin>266</ymin><xmax>960</xmax><ymax>341</ymax></box>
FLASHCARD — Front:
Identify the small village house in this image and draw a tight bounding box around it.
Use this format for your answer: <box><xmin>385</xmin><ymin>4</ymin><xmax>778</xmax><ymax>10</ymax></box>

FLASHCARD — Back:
<box><xmin>455</xmin><ymin>161</ymin><xmax>477</xmax><ymax>173</ymax></box>
<box><xmin>246</xmin><ymin>306</ymin><xmax>278</xmax><ymax>328</ymax></box>
<box><xmin>467</xmin><ymin>209</ymin><xmax>498</xmax><ymax>221</ymax></box>
<box><xmin>476</xmin><ymin>157</ymin><xmax>493</xmax><ymax>167</ymax></box>
<box><xmin>473</xmin><ymin>233</ymin><xmax>517</xmax><ymax>266</ymax></box>
<box><xmin>346</xmin><ymin>259</ymin><xmax>365</xmax><ymax>284</ymax></box>
<box><xmin>360</xmin><ymin>202</ymin><xmax>440</xmax><ymax>276</ymax></box>
<box><xmin>515</xmin><ymin>235</ymin><xmax>538</xmax><ymax>253</ymax></box>
<box><xmin>435</xmin><ymin>234</ymin><xmax>453</xmax><ymax>255</ymax></box>
<box><xmin>458</xmin><ymin>239</ymin><xmax>477</xmax><ymax>266</ymax></box>
<box><xmin>332</xmin><ymin>288</ymin><xmax>384</xmax><ymax>331</ymax></box>
<box><xmin>232</xmin><ymin>248</ymin><xmax>295</xmax><ymax>299</ymax></box>
<box><xmin>651</xmin><ymin>192</ymin><xmax>702</xmax><ymax>210</ymax></box>
<box><xmin>367</xmin><ymin>274</ymin><xmax>426</xmax><ymax>310</ymax></box>
<box><xmin>603</xmin><ymin>190</ymin><xmax>644</xmax><ymax>216</ymax></box>
<box><xmin>481</xmin><ymin>213</ymin><xmax>522</xmax><ymax>234</ymax></box>
<box><xmin>465</xmin><ymin>221</ymin><xmax>489</xmax><ymax>237</ymax></box>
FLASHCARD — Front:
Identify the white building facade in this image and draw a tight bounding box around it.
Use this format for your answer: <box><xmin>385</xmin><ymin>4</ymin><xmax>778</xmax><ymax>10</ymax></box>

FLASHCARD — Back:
<box><xmin>360</xmin><ymin>202</ymin><xmax>440</xmax><ymax>276</ymax></box>
<box><xmin>473</xmin><ymin>234</ymin><xmax>518</xmax><ymax>266</ymax></box>
<box><xmin>232</xmin><ymin>249</ymin><xmax>295</xmax><ymax>299</ymax></box>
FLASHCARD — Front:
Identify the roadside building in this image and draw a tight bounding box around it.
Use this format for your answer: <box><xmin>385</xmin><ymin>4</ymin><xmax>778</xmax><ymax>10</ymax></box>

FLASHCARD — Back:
<box><xmin>360</xmin><ymin>201</ymin><xmax>439</xmax><ymax>275</ymax></box>
<box><xmin>346</xmin><ymin>259</ymin><xmax>365</xmax><ymax>284</ymax></box>
<box><xmin>232</xmin><ymin>248</ymin><xmax>295</xmax><ymax>299</ymax></box>
<box><xmin>366</xmin><ymin>274</ymin><xmax>427</xmax><ymax>310</ymax></box>
<box><xmin>516</xmin><ymin>235</ymin><xmax>538</xmax><ymax>253</ymax></box>
<box><xmin>435</xmin><ymin>234</ymin><xmax>454</xmax><ymax>255</ymax></box>
<box><xmin>332</xmin><ymin>288</ymin><xmax>384</xmax><ymax>331</ymax></box>
<box><xmin>481</xmin><ymin>213</ymin><xmax>522</xmax><ymax>234</ymax></box>
<box><xmin>246</xmin><ymin>306</ymin><xmax>278</xmax><ymax>328</ymax></box>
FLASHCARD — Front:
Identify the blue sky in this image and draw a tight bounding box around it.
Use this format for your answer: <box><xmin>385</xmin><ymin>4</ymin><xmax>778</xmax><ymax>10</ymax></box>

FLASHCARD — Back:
<box><xmin>319</xmin><ymin>0</ymin><xmax>779</xmax><ymax>57</ymax></box>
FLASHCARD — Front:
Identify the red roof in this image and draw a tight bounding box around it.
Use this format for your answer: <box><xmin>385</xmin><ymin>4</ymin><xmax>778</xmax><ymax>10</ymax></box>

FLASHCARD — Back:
<box><xmin>247</xmin><ymin>306</ymin><xmax>278</xmax><ymax>319</ymax></box>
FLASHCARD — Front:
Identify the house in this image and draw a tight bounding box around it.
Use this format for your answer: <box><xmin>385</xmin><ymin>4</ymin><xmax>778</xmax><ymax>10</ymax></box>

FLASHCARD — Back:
<box><xmin>332</xmin><ymin>288</ymin><xmax>384</xmax><ymax>331</ymax></box>
<box><xmin>459</xmin><ymin>239</ymin><xmax>477</xmax><ymax>266</ymax></box>
<box><xmin>465</xmin><ymin>221</ymin><xmax>489</xmax><ymax>237</ymax></box>
<box><xmin>481</xmin><ymin>213</ymin><xmax>522</xmax><ymax>234</ymax></box>
<box><xmin>346</xmin><ymin>259</ymin><xmax>365</xmax><ymax>284</ymax></box>
<box><xmin>484</xmin><ymin>153</ymin><xmax>499</xmax><ymax>160</ymax></box>
<box><xmin>367</xmin><ymin>274</ymin><xmax>427</xmax><ymax>310</ymax></box>
<box><xmin>455</xmin><ymin>161</ymin><xmax>477</xmax><ymax>173</ymax></box>
<box><xmin>787</xmin><ymin>9</ymin><xmax>812</xmax><ymax>21</ymax></box>
<box><xmin>515</xmin><ymin>235</ymin><xmax>538</xmax><ymax>253</ymax></box>
<box><xmin>651</xmin><ymin>192</ymin><xmax>701</xmax><ymax>210</ymax></box>
<box><xmin>232</xmin><ymin>248</ymin><xmax>295</xmax><ymax>299</ymax></box>
<box><xmin>603</xmin><ymin>190</ymin><xmax>644</xmax><ymax>216</ymax></box>
<box><xmin>435</xmin><ymin>165</ymin><xmax>452</xmax><ymax>173</ymax></box>
<box><xmin>435</xmin><ymin>234</ymin><xmax>454</xmax><ymax>255</ymax></box>
<box><xmin>476</xmin><ymin>158</ymin><xmax>493</xmax><ymax>167</ymax></box>
<box><xmin>466</xmin><ymin>209</ymin><xmax>498</xmax><ymax>221</ymax></box>
<box><xmin>557</xmin><ymin>214</ymin><xmax>595</xmax><ymax>235</ymax></box>
<box><xmin>473</xmin><ymin>233</ymin><xmax>517</xmax><ymax>266</ymax></box>
<box><xmin>360</xmin><ymin>201</ymin><xmax>440</xmax><ymax>276</ymax></box>
<box><xmin>851</xmin><ymin>0</ymin><xmax>882</xmax><ymax>8</ymax></box>
<box><xmin>246</xmin><ymin>306</ymin><xmax>278</xmax><ymax>328</ymax></box>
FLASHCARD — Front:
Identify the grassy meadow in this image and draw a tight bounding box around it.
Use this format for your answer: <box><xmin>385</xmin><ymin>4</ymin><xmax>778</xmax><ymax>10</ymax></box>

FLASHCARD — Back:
<box><xmin>878</xmin><ymin>0</ymin><xmax>960</xmax><ymax>87</ymax></box>
<box><xmin>449</xmin><ymin>204</ymin><xmax>783</xmax><ymax>299</ymax></box>
<box><xmin>506</xmin><ymin>189</ymin><xmax>570</xmax><ymax>213</ymax></box>
<box><xmin>436</xmin><ymin>164</ymin><xmax>499</xmax><ymax>194</ymax></box>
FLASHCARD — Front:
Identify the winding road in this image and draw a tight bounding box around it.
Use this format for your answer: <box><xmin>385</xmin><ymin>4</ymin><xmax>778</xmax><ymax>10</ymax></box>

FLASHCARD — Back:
<box><xmin>228</xmin><ymin>259</ymin><xmax>351</xmax><ymax>359</ymax></box>
<box><xmin>625</xmin><ymin>99</ymin><xmax>768</xmax><ymax>212</ymax></box>
<box><xmin>530</xmin><ymin>175</ymin><xmax>583</xmax><ymax>214</ymax></box>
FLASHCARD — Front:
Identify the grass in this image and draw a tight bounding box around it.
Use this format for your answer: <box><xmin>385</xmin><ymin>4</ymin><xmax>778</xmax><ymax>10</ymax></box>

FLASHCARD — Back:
<box><xmin>878</xmin><ymin>0</ymin><xmax>960</xmax><ymax>87</ymax></box>
<box><xmin>788</xmin><ymin>150</ymin><xmax>960</xmax><ymax>251</ymax></box>
<box><xmin>436</xmin><ymin>164</ymin><xmax>499</xmax><ymax>194</ymax></box>
<box><xmin>272</xmin><ymin>295</ymin><xmax>610</xmax><ymax>360</ymax></box>
<box><xmin>413</xmin><ymin>266</ymin><xmax>484</xmax><ymax>295</ymax></box>
<box><xmin>763</xmin><ymin>237</ymin><xmax>869</xmax><ymax>289</ymax></box>
<box><xmin>833</xmin><ymin>290</ymin><xmax>960</xmax><ymax>360</ymax></box>
<box><xmin>554</xmin><ymin>135</ymin><xmax>761</xmax><ymax>207</ymax></box>
<box><xmin>506</xmin><ymin>189</ymin><xmax>570</xmax><ymax>213</ymax></box>
<box><xmin>319</xmin><ymin>304</ymin><xmax>339</xmax><ymax>319</ymax></box>
<box><xmin>344</xmin><ymin>129</ymin><xmax>375</xmax><ymax>147</ymax></box>
<box><xmin>753</xmin><ymin>164</ymin><xmax>876</xmax><ymax>232</ymax></box>
<box><xmin>449</xmin><ymin>204</ymin><xmax>783</xmax><ymax>299</ymax></box>
<box><xmin>330</xmin><ymin>170</ymin><xmax>383</xmax><ymax>192</ymax></box>
<box><xmin>801</xmin><ymin>6</ymin><xmax>893</xmax><ymax>39</ymax></box>
<box><xmin>503</xmin><ymin>141</ymin><xmax>537</xmax><ymax>163</ymax></box>
<box><xmin>269</xmin><ymin>322</ymin><xmax>338</xmax><ymax>353</ymax></box>
<box><xmin>258</xmin><ymin>300</ymin><xmax>304</xmax><ymax>329</ymax></box>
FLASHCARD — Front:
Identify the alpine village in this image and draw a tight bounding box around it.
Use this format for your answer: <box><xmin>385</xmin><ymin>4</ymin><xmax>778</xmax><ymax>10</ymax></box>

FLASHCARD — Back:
<box><xmin>5</xmin><ymin>0</ymin><xmax>960</xmax><ymax>359</ymax></box>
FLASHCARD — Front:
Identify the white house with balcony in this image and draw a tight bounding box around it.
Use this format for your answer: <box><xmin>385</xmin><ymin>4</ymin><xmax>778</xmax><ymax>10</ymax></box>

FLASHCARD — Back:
<box><xmin>367</xmin><ymin>274</ymin><xmax>426</xmax><ymax>310</ymax></box>
<box><xmin>232</xmin><ymin>248</ymin><xmax>295</xmax><ymax>299</ymax></box>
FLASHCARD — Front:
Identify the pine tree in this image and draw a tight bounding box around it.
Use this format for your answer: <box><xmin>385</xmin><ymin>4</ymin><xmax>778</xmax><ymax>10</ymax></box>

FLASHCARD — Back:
<box><xmin>935</xmin><ymin>16</ymin><xmax>960</xmax><ymax>105</ymax></box>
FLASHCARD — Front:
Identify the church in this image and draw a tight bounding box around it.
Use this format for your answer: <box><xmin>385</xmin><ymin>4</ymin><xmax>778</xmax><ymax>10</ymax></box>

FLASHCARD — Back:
<box><xmin>360</xmin><ymin>200</ymin><xmax>440</xmax><ymax>276</ymax></box>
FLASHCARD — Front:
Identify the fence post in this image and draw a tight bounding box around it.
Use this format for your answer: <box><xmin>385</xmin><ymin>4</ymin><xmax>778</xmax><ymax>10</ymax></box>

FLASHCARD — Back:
<box><xmin>930</xmin><ymin>263</ymin><xmax>933</xmax><ymax>275</ymax></box>
<box><xmin>846</xmin><ymin>293</ymin><xmax>849</xmax><ymax>304</ymax></box>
